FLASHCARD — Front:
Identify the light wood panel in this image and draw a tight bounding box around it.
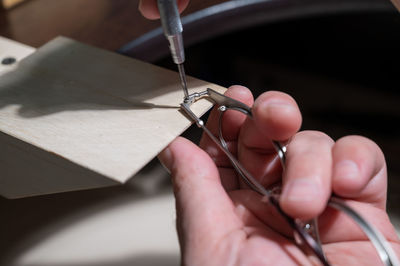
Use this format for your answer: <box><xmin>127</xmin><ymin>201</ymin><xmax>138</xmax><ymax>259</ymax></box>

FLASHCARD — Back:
<box><xmin>0</xmin><ymin>36</ymin><xmax>225</xmax><ymax>198</ymax></box>
<box><xmin>0</xmin><ymin>36</ymin><xmax>34</xmax><ymax>74</ymax></box>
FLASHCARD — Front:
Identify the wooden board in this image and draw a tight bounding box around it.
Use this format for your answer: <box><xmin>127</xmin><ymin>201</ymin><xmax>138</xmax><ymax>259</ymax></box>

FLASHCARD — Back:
<box><xmin>0</xmin><ymin>37</ymin><xmax>35</xmax><ymax>75</ymax></box>
<box><xmin>0</xmin><ymin>36</ymin><xmax>225</xmax><ymax>198</ymax></box>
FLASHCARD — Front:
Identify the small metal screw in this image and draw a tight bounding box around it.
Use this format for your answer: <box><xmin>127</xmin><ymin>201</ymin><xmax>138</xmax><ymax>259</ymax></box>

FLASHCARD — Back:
<box><xmin>218</xmin><ymin>105</ymin><xmax>227</xmax><ymax>112</ymax></box>
<box><xmin>1</xmin><ymin>57</ymin><xmax>16</xmax><ymax>65</ymax></box>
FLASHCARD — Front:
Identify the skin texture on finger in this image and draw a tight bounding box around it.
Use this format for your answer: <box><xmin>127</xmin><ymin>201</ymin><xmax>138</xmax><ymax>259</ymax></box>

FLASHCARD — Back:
<box><xmin>199</xmin><ymin>85</ymin><xmax>253</xmax><ymax>190</ymax></box>
<box><xmin>235</xmin><ymin>228</ymin><xmax>311</xmax><ymax>266</ymax></box>
<box><xmin>157</xmin><ymin>89</ymin><xmax>399</xmax><ymax>264</ymax></box>
<box><xmin>219</xmin><ymin>167</ymin><xmax>239</xmax><ymax>191</ymax></box>
<box><xmin>332</xmin><ymin>135</ymin><xmax>387</xmax><ymax>209</ymax></box>
<box><xmin>252</xmin><ymin>91</ymin><xmax>302</xmax><ymax>141</ymax></box>
<box><xmin>318</xmin><ymin>200</ymin><xmax>400</xmax><ymax>244</ymax></box>
<box><xmin>238</xmin><ymin>120</ymin><xmax>282</xmax><ymax>187</ymax></box>
<box><xmin>229</xmin><ymin>190</ymin><xmax>293</xmax><ymax>238</ymax></box>
<box><xmin>324</xmin><ymin>240</ymin><xmax>400</xmax><ymax>266</ymax></box>
<box><xmin>158</xmin><ymin>137</ymin><xmax>244</xmax><ymax>257</ymax></box>
<box><xmin>200</xmin><ymin>85</ymin><xmax>253</xmax><ymax>144</ymax></box>
<box><xmin>159</xmin><ymin>137</ymin><xmax>309</xmax><ymax>265</ymax></box>
<box><xmin>230</xmin><ymin>189</ymin><xmax>399</xmax><ymax>256</ymax></box>
<box><xmin>139</xmin><ymin>0</ymin><xmax>189</xmax><ymax>19</ymax></box>
<box><xmin>237</xmin><ymin>90</ymin><xmax>302</xmax><ymax>187</ymax></box>
<box><xmin>280</xmin><ymin>131</ymin><xmax>335</xmax><ymax>220</ymax></box>
<box><xmin>239</xmin><ymin>90</ymin><xmax>302</xmax><ymax>152</ymax></box>
<box><xmin>206</xmin><ymin>190</ymin><xmax>311</xmax><ymax>265</ymax></box>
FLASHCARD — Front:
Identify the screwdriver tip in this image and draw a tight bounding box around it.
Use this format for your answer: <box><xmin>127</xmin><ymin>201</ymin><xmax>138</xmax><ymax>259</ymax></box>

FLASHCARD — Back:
<box><xmin>177</xmin><ymin>63</ymin><xmax>189</xmax><ymax>98</ymax></box>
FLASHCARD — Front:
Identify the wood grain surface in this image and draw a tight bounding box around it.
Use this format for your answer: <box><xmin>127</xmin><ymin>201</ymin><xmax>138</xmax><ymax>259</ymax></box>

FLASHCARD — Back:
<box><xmin>0</xmin><ymin>36</ymin><xmax>225</xmax><ymax>198</ymax></box>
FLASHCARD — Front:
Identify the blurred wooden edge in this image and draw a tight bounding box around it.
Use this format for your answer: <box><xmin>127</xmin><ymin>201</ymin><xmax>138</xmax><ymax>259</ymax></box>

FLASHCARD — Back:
<box><xmin>1</xmin><ymin>0</ymin><xmax>27</xmax><ymax>9</ymax></box>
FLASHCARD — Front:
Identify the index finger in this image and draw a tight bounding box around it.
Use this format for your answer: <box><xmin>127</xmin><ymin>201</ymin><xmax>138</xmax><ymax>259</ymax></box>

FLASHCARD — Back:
<box><xmin>199</xmin><ymin>85</ymin><xmax>254</xmax><ymax>167</ymax></box>
<box><xmin>237</xmin><ymin>91</ymin><xmax>302</xmax><ymax>187</ymax></box>
<box><xmin>139</xmin><ymin>0</ymin><xmax>189</xmax><ymax>19</ymax></box>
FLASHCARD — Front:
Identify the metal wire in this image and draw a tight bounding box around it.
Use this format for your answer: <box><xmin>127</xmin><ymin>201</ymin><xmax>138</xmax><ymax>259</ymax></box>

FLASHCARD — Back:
<box><xmin>180</xmin><ymin>88</ymin><xmax>399</xmax><ymax>266</ymax></box>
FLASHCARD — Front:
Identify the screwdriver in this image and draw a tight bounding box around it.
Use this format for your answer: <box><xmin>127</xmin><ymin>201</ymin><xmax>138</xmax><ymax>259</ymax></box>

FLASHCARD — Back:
<box><xmin>157</xmin><ymin>0</ymin><xmax>189</xmax><ymax>99</ymax></box>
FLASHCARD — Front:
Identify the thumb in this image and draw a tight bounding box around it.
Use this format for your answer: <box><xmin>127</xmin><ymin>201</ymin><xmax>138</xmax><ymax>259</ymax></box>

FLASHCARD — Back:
<box><xmin>158</xmin><ymin>137</ymin><xmax>242</xmax><ymax>252</ymax></box>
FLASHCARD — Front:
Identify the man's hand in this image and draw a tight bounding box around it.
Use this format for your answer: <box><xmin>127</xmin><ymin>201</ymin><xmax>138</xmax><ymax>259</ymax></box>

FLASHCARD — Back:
<box><xmin>139</xmin><ymin>0</ymin><xmax>189</xmax><ymax>19</ymax></box>
<box><xmin>159</xmin><ymin>85</ymin><xmax>400</xmax><ymax>265</ymax></box>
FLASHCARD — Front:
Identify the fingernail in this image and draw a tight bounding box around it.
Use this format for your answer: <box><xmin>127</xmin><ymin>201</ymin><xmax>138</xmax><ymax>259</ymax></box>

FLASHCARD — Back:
<box><xmin>335</xmin><ymin>160</ymin><xmax>359</xmax><ymax>180</ymax></box>
<box><xmin>283</xmin><ymin>178</ymin><xmax>320</xmax><ymax>202</ymax></box>
<box><xmin>158</xmin><ymin>147</ymin><xmax>172</xmax><ymax>174</ymax></box>
<box><xmin>261</xmin><ymin>100</ymin><xmax>296</xmax><ymax>116</ymax></box>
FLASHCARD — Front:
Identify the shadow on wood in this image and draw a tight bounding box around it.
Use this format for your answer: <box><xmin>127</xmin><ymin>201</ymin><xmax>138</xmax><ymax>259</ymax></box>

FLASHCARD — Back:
<box><xmin>0</xmin><ymin>37</ymin><xmax>226</xmax><ymax>198</ymax></box>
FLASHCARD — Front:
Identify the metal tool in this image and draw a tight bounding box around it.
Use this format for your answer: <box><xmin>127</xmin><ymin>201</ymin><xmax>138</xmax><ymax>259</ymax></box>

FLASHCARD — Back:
<box><xmin>156</xmin><ymin>1</ymin><xmax>399</xmax><ymax>264</ymax></box>
<box><xmin>180</xmin><ymin>88</ymin><xmax>400</xmax><ymax>266</ymax></box>
<box><xmin>157</xmin><ymin>0</ymin><xmax>189</xmax><ymax>98</ymax></box>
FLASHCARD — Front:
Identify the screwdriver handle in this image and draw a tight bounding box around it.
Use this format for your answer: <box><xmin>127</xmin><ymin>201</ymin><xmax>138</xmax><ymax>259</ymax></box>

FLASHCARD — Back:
<box><xmin>157</xmin><ymin>0</ymin><xmax>185</xmax><ymax>64</ymax></box>
<box><xmin>157</xmin><ymin>0</ymin><xmax>182</xmax><ymax>36</ymax></box>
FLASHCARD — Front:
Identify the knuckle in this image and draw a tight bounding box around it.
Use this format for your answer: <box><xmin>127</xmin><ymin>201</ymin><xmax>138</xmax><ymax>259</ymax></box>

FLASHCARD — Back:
<box><xmin>335</xmin><ymin>135</ymin><xmax>385</xmax><ymax>163</ymax></box>
<box><xmin>299</xmin><ymin>130</ymin><xmax>331</xmax><ymax>141</ymax></box>
<box><xmin>337</xmin><ymin>135</ymin><xmax>383</xmax><ymax>154</ymax></box>
<box><xmin>291</xmin><ymin>130</ymin><xmax>334</xmax><ymax>149</ymax></box>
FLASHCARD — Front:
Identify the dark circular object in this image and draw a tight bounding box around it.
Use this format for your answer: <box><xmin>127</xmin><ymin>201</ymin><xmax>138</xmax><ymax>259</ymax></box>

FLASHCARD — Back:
<box><xmin>1</xmin><ymin>57</ymin><xmax>16</xmax><ymax>65</ymax></box>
